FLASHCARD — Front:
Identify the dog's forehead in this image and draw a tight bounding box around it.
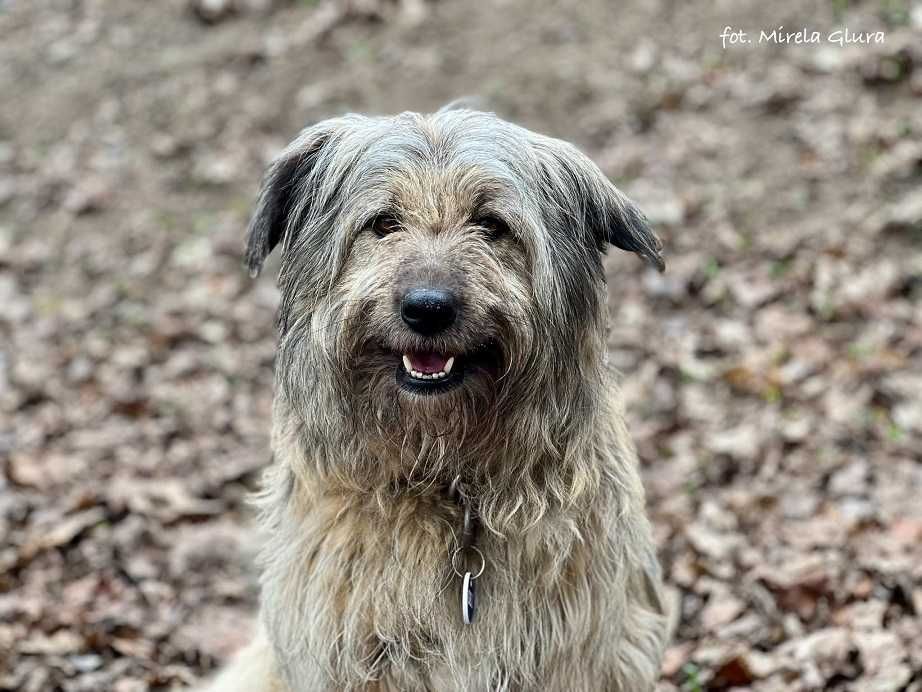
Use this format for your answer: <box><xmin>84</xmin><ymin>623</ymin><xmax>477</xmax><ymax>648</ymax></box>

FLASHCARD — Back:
<box><xmin>352</xmin><ymin>111</ymin><xmax>534</xmax><ymax>224</ymax></box>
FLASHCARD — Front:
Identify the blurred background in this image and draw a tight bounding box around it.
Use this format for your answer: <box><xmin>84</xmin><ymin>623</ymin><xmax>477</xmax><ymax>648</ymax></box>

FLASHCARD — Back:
<box><xmin>1</xmin><ymin>0</ymin><xmax>920</xmax><ymax>690</ymax></box>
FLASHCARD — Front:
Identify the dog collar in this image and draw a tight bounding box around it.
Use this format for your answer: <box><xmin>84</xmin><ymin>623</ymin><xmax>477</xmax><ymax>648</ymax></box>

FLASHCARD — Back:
<box><xmin>448</xmin><ymin>476</ymin><xmax>483</xmax><ymax>625</ymax></box>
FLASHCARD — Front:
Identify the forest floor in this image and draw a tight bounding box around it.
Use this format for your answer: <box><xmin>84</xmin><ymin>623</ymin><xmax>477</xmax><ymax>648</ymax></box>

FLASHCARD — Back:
<box><xmin>1</xmin><ymin>0</ymin><xmax>921</xmax><ymax>689</ymax></box>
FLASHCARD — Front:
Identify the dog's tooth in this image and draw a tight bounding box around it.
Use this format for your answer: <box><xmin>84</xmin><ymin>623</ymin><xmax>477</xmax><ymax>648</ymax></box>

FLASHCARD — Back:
<box><xmin>402</xmin><ymin>355</ymin><xmax>413</xmax><ymax>373</ymax></box>
<box><xmin>444</xmin><ymin>356</ymin><xmax>455</xmax><ymax>374</ymax></box>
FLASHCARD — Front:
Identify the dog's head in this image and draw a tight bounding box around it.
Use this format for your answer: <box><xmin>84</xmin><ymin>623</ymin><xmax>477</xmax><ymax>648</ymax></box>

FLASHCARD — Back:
<box><xmin>246</xmin><ymin>108</ymin><xmax>662</xmax><ymax>457</ymax></box>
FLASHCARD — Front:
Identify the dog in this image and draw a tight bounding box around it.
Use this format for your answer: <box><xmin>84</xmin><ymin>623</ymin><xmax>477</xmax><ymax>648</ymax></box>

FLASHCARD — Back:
<box><xmin>202</xmin><ymin>106</ymin><xmax>669</xmax><ymax>692</ymax></box>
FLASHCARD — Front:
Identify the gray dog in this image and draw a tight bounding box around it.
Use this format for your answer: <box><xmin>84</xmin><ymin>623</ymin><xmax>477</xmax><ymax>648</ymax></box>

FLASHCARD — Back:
<box><xmin>202</xmin><ymin>106</ymin><xmax>668</xmax><ymax>692</ymax></box>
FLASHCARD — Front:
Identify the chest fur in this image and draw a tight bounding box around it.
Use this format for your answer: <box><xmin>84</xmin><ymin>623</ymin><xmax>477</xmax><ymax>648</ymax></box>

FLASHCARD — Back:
<box><xmin>259</xmin><ymin>490</ymin><xmax>620</xmax><ymax>689</ymax></box>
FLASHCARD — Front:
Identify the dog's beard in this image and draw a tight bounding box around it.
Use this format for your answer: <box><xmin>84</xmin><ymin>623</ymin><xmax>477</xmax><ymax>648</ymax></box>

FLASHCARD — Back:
<box><xmin>344</xmin><ymin>346</ymin><xmax>505</xmax><ymax>479</ymax></box>
<box><xmin>278</xmin><ymin>297</ymin><xmax>579</xmax><ymax>498</ymax></box>
<box><xmin>275</xmin><ymin>306</ymin><xmax>611</xmax><ymax>535</ymax></box>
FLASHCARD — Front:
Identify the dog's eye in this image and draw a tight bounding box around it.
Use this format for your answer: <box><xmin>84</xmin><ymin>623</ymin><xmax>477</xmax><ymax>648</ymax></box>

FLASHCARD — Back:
<box><xmin>367</xmin><ymin>214</ymin><xmax>401</xmax><ymax>238</ymax></box>
<box><xmin>474</xmin><ymin>215</ymin><xmax>510</xmax><ymax>241</ymax></box>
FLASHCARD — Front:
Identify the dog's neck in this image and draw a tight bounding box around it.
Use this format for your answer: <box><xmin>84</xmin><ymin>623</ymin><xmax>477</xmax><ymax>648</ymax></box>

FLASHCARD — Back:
<box><xmin>270</xmin><ymin>370</ymin><xmax>623</xmax><ymax>536</ymax></box>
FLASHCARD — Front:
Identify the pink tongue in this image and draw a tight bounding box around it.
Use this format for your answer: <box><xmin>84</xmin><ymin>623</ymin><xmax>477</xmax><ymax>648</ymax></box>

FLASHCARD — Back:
<box><xmin>408</xmin><ymin>351</ymin><xmax>449</xmax><ymax>374</ymax></box>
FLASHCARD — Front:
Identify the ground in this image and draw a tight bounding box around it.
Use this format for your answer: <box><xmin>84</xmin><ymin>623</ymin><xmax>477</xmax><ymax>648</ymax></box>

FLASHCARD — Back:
<box><xmin>1</xmin><ymin>0</ymin><xmax>921</xmax><ymax>690</ymax></box>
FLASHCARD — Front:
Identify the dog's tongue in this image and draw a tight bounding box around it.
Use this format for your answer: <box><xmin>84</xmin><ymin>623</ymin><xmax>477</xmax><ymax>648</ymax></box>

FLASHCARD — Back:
<box><xmin>407</xmin><ymin>351</ymin><xmax>449</xmax><ymax>374</ymax></box>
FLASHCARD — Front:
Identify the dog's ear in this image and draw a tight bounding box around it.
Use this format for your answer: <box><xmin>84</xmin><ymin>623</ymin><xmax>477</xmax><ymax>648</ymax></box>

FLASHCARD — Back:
<box><xmin>244</xmin><ymin>123</ymin><xmax>335</xmax><ymax>277</ymax></box>
<box><xmin>533</xmin><ymin>136</ymin><xmax>665</xmax><ymax>272</ymax></box>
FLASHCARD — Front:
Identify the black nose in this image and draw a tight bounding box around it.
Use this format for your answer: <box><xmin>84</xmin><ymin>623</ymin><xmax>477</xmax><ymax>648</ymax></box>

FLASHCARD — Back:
<box><xmin>401</xmin><ymin>288</ymin><xmax>458</xmax><ymax>335</ymax></box>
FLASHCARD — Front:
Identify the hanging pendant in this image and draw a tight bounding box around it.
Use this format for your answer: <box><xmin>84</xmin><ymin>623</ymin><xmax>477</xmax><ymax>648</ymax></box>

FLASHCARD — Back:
<box><xmin>448</xmin><ymin>480</ymin><xmax>483</xmax><ymax>627</ymax></box>
<box><xmin>461</xmin><ymin>571</ymin><xmax>476</xmax><ymax>625</ymax></box>
<box><xmin>452</xmin><ymin>545</ymin><xmax>484</xmax><ymax>626</ymax></box>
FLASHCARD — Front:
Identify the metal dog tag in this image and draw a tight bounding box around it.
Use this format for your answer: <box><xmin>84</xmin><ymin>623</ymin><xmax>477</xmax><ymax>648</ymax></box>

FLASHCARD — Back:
<box><xmin>461</xmin><ymin>571</ymin><xmax>476</xmax><ymax>625</ymax></box>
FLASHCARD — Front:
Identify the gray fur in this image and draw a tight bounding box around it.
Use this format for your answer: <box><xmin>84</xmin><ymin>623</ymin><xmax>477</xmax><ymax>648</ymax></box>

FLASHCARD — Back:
<box><xmin>206</xmin><ymin>108</ymin><xmax>668</xmax><ymax>692</ymax></box>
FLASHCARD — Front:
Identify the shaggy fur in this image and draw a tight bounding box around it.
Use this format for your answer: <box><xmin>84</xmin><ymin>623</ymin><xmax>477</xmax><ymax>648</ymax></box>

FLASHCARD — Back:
<box><xmin>203</xmin><ymin>107</ymin><xmax>669</xmax><ymax>691</ymax></box>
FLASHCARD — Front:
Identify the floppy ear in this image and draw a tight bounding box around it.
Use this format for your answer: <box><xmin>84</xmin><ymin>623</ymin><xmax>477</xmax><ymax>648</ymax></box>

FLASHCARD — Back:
<box><xmin>533</xmin><ymin>136</ymin><xmax>665</xmax><ymax>272</ymax></box>
<box><xmin>244</xmin><ymin>123</ymin><xmax>334</xmax><ymax>277</ymax></box>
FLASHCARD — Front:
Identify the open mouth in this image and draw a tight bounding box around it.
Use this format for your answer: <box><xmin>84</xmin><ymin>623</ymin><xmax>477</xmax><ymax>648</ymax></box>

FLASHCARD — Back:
<box><xmin>391</xmin><ymin>341</ymin><xmax>502</xmax><ymax>396</ymax></box>
<box><xmin>397</xmin><ymin>350</ymin><xmax>464</xmax><ymax>394</ymax></box>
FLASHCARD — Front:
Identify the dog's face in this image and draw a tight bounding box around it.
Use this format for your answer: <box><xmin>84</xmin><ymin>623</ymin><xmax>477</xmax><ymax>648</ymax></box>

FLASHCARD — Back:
<box><xmin>246</xmin><ymin>109</ymin><xmax>663</xmax><ymax>452</ymax></box>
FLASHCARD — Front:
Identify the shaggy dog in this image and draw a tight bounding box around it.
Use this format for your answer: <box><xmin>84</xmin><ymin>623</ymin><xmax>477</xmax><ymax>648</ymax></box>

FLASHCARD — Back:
<box><xmin>203</xmin><ymin>106</ymin><xmax>668</xmax><ymax>691</ymax></box>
